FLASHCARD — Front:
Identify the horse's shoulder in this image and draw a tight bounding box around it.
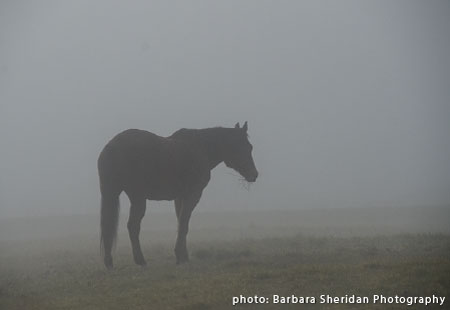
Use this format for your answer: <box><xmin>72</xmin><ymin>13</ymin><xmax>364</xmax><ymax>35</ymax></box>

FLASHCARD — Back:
<box><xmin>169</xmin><ymin>128</ymin><xmax>191</xmax><ymax>139</ymax></box>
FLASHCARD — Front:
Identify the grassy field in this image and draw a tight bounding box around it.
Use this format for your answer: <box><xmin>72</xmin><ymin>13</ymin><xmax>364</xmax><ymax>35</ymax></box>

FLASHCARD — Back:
<box><xmin>1</xmin><ymin>207</ymin><xmax>449</xmax><ymax>309</ymax></box>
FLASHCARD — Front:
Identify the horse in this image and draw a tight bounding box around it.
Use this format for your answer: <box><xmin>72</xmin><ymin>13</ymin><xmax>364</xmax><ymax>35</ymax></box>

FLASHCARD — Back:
<box><xmin>98</xmin><ymin>122</ymin><xmax>258</xmax><ymax>269</ymax></box>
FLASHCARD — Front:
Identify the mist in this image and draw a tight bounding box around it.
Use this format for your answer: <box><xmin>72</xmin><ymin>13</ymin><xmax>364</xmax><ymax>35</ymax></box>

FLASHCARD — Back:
<box><xmin>1</xmin><ymin>0</ymin><xmax>450</xmax><ymax>219</ymax></box>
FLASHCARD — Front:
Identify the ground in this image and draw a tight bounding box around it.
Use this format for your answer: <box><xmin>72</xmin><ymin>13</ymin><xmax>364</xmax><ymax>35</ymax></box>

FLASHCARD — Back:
<box><xmin>1</xmin><ymin>207</ymin><xmax>449</xmax><ymax>309</ymax></box>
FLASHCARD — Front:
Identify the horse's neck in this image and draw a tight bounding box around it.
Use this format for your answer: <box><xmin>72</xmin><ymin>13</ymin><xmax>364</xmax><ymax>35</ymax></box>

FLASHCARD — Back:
<box><xmin>193</xmin><ymin>128</ymin><xmax>230</xmax><ymax>170</ymax></box>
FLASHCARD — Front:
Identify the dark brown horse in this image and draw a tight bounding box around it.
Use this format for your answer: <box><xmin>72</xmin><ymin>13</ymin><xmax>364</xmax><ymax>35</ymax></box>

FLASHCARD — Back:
<box><xmin>98</xmin><ymin>122</ymin><xmax>258</xmax><ymax>269</ymax></box>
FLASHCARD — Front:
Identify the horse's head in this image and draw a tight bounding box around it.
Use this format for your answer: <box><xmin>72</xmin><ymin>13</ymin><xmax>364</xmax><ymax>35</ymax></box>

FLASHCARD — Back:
<box><xmin>224</xmin><ymin>121</ymin><xmax>258</xmax><ymax>183</ymax></box>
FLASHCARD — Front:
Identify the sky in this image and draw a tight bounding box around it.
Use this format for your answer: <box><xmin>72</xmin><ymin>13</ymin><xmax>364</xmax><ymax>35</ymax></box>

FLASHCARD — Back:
<box><xmin>1</xmin><ymin>0</ymin><xmax>449</xmax><ymax>218</ymax></box>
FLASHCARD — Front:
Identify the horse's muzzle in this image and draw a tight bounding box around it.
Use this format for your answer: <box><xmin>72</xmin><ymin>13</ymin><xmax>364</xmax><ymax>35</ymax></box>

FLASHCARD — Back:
<box><xmin>246</xmin><ymin>170</ymin><xmax>258</xmax><ymax>183</ymax></box>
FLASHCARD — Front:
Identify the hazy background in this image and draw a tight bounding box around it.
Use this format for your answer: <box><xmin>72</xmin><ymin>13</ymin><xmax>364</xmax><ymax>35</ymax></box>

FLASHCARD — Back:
<box><xmin>1</xmin><ymin>0</ymin><xmax>449</xmax><ymax>219</ymax></box>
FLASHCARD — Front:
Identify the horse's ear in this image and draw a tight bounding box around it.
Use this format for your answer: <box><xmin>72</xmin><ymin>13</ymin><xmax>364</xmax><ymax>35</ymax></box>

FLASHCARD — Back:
<box><xmin>242</xmin><ymin>121</ymin><xmax>248</xmax><ymax>132</ymax></box>
<box><xmin>235</xmin><ymin>122</ymin><xmax>240</xmax><ymax>129</ymax></box>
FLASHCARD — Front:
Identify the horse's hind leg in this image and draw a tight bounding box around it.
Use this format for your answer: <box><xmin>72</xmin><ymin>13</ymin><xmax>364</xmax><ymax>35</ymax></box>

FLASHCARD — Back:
<box><xmin>127</xmin><ymin>197</ymin><xmax>147</xmax><ymax>266</ymax></box>
<box><xmin>100</xmin><ymin>193</ymin><xmax>120</xmax><ymax>269</ymax></box>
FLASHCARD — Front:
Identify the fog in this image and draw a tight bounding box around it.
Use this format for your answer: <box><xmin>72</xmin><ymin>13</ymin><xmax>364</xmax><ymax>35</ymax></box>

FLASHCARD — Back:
<box><xmin>1</xmin><ymin>0</ymin><xmax>450</xmax><ymax>219</ymax></box>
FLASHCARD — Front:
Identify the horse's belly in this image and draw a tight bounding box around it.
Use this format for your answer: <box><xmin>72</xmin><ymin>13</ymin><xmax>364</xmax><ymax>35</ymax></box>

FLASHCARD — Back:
<box><xmin>120</xmin><ymin>145</ymin><xmax>206</xmax><ymax>200</ymax></box>
<box><xmin>145</xmin><ymin>180</ymin><xmax>179</xmax><ymax>200</ymax></box>
<box><xmin>146</xmin><ymin>192</ymin><xmax>176</xmax><ymax>201</ymax></box>
<box><xmin>144</xmin><ymin>177</ymin><xmax>184</xmax><ymax>201</ymax></box>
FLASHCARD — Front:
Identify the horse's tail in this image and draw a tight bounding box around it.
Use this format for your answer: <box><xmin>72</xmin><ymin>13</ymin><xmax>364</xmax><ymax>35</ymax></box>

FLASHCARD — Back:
<box><xmin>100</xmin><ymin>193</ymin><xmax>120</xmax><ymax>258</ymax></box>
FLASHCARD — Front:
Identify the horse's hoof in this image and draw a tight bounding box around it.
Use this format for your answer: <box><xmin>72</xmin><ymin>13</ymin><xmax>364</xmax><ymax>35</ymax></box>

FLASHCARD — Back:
<box><xmin>104</xmin><ymin>257</ymin><xmax>113</xmax><ymax>270</ymax></box>
<box><xmin>176</xmin><ymin>256</ymin><xmax>189</xmax><ymax>265</ymax></box>
<box><xmin>134</xmin><ymin>256</ymin><xmax>147</xmax><ymax>266</ymax></box>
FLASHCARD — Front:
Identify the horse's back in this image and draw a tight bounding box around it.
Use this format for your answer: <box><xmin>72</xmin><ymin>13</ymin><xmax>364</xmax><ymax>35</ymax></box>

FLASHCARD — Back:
<box><xmin>99</xmin><ymin>128</ymin><xmax>170</xmax><ymax>169</ymax></box>
<box><xmin>98</xmin><ymin>129</ymin><xmax>208</xmax><ymax>199</ymax></box>
<box><xmin>107</xmin><ymin>128</ymin><xmax>165</xmax><ymax>149</ymax></box>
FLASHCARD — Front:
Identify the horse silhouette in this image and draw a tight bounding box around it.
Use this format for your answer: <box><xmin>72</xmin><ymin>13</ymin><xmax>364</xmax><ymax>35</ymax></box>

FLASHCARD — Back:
<box><xmin>98</xmin><ymin>122</ymin><xmax>258</xmax><ymax>268</ymax></box>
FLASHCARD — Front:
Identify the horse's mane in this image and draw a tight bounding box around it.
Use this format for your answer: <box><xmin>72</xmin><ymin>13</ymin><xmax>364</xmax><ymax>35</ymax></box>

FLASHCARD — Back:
<box><xmin>170</xmin><ymin>127</ymin><xmax>228</xmax><ymax>140</ymax></box>
<box><xmin>170</xmin><ymin>127</ymin><xmax>248</xmax><ymax>141</ymax></box>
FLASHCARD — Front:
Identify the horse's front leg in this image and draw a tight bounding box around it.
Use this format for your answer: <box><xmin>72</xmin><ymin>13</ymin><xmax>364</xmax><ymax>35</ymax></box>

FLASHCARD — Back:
<box><xmin>174</xmin><ymin>192</ymin><xmax>201</xmax><ymax>264</ymax></box>
<box><xmin>127</xmin><ymin>197</ymin><xmax>147</xmax><ymax>266</ymax></box>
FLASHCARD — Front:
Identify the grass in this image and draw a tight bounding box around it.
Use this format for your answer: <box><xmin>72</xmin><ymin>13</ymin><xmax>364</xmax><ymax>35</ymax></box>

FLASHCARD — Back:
<box><xmin>1</xmin><ymin>233</ymin><xmax>449</xmax><ymax>310</ymax></box>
